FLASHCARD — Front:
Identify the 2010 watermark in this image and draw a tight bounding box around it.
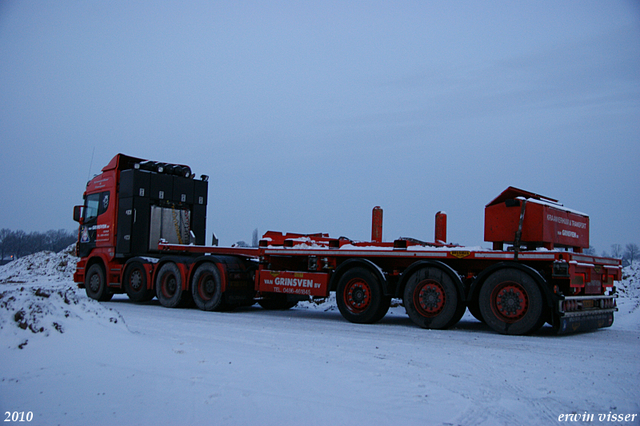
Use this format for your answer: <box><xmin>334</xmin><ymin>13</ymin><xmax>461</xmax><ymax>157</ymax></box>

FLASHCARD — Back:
<box><xmin>4</xmin><ymin>412</ymin><xmax>33</xmax><ymax>422</ymax></box>
<box><xmin>558</xmin><ymin>412</ymin><xmax>638</xmax><ymax>422</ymax></box>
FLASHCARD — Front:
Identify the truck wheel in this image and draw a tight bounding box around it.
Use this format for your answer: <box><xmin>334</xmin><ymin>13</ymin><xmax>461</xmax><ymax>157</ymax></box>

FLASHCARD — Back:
<box><xmin>403</xmin><ymin>266</ymin><xmax>460</xmax><ymax>329</ymax></box>
<box><xmin>336</xmin><ymin>267</ymin><xmax>388</xmax><ymax>324</ymax></box>
<box><xmin>124</xmin><ymin>262</ymin><xmax>155</xmax><ymax>303</ymax></box>
<box><xmin>191</xmin><ymin>263</ymin><xmax>223</xmax><ymax>311</ymax></box>
<box><xmin>258</xmin><ymin>294</ymin><xmax>297</xmax><ymax>310</ymax></box>
<box><xmin>478</xmin><ymin>268</ymin><xmax>545</xmax><ymax>335</ymax></box>
<box><xmin>155</xmin><ymin>262</ymin><xmax>185</xmax><ymax>308</ymax></box>
<box><xmin>85</xmin><ymin>263</ymin><xmax>113</xmax><ymax>301</ymax></box>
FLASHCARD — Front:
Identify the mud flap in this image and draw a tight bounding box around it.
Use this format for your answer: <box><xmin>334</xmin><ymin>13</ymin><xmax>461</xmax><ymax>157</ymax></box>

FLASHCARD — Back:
<box><xmin>556</xmin><ymin>312</ymin><xmax>614</xmax><ymax>334</ymax></box>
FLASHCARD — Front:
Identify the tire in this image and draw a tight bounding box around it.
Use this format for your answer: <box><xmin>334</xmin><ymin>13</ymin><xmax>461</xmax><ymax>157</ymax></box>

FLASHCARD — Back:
<box><xmin>191</xmin><ymin>263</ymin><xmax>223</xmax><ymax>311</ymax></box>
<box><xmin>478</xmin><ymin>268</ymin><xmax>545</xmax><ymax>335</ymax></box>
<box><xmin>85</xmin><ymin>263</ymin><xmax>113</xmax><ymax>301</ymax></box>
<box><xmin>371</xmin><ymin>295</ymin><xmax>392</xmax><ymax>323</ymax></box>
<box><xmin>336</xmin><ymin>267</ymin><xmax>388</xmax><ymax>324</ymax></box>
<box><xmin>403</xmin><ymin>266</ymin><xmax>461</xmax><ymax>329</ymax></box>
<box><xmin>123</xmin><ymin>262</ymin><xmax>155</xmax><ymax>303</ymax></box>
<box><xmin>155</xmin><ymin>262</ymin><xmax>185</xmax><ymax>308</ymax></box>
<box><xmin>258</xmin><ymin>294</ymin><xmax>298</xmax><ymax>310</ymax></box>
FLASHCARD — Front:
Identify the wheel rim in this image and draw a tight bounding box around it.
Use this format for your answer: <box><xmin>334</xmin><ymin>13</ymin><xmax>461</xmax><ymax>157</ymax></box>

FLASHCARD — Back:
<box><xmin>343</xmin><ymin>278</ymin><xmax>371</xmax><ymax>314</ymax></box>
<box><xmin>414</xmin><ymin>279</ymin><xmax>446</xmax><ymax>317</ymax></box>
<box><xmin>197</xmin><ymin>273</ymin><xmax>215</xmax><ymax>301</ymax></box>
<box><xmin>89</xmin><ymin>273</ymin><xmax>101</xmax><ymax>293</ymax></box>
<box><xmin>129</xmin><ymin>269</ymin><xmax>143</xmax><ymax>292</ymax></box>
<box><xmin>490</xmin><ymin>281</ymin><xmax>528</xmax><ymax>322</ymax></box>
<box><xmin>162</xmin><ymin>274</ymin><xmax>178</xmax><ymax>298</ymax></box>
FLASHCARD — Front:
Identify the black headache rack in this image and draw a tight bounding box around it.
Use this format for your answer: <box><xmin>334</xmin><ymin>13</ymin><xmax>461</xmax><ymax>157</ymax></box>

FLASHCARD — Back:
<box><xmin>115</xmin><ymin>161</ymin><xmax>208</xmax><ymax>257</ymax></box>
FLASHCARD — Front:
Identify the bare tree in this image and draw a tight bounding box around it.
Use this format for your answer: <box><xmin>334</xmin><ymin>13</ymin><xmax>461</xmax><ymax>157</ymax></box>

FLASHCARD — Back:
<box><xmin>584</xmin><ymin>246</ymin><xmax>597</xmax><ymax>255</ymax></box>
<box><xmin>8</xmin><ymin>230</ymin><xmax>27</xmax><ymax>258</ymax></box>
<box><xmin>610</xmin><ymin>244</ymin><xmax>623</xmax><ymax>259</ymax></box>
<box><xmin>0</xmin><ymin>228</ymin><xmax>10</xmax><ymax>260</ymax></box>
<box><xmin>624</xmin><ymin>243</ymin><xmax>639</xmax><ymax>265</ymax></box>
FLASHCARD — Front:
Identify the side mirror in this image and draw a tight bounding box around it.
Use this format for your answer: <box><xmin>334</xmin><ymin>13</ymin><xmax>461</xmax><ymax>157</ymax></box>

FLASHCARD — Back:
<box><xmin>73</xmin><ymin>205</ymin><xmax>83</xmax><ymax>223</ymax></box>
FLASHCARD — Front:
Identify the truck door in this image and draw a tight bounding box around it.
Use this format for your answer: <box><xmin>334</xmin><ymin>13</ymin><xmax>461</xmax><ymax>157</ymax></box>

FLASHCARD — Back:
<box><xmin>77</xmin><ymin>191</ymin><xmax>111</xmax><ymax>258</ymax></box>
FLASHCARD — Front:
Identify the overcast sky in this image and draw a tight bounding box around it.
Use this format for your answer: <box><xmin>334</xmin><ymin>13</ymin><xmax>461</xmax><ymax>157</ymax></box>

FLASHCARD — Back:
<box><xmin>1</xmin><ymin>1</ymin><xmax>639</xmax><ymax>252</ymax></box>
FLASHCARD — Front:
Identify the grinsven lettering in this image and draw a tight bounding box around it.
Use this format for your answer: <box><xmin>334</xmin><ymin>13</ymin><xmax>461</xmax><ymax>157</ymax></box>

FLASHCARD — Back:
<box><xmin>274</xmin><ymin>277</ymin><xmax>315</xmax><ymax>288</ymax></box>
<box><xmin>561</xmin><ymin>229</ymin><xmax>578</xmax><ymax>239</ymax></box>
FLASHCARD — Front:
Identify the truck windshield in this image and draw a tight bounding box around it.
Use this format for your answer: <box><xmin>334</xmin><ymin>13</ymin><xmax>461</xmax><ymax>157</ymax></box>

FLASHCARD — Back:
<box><xmin>84</xmin><ymin>193</ymin><xmax>100</xmax><ymax>221</ymax></box>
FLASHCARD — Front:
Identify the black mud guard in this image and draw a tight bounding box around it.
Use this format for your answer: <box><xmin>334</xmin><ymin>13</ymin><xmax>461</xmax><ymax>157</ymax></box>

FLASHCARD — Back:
<box><xmin>190</xmin><ymin>254</ymin><xmax>257</xmax><ymax>290</ymax></box>
<box><xmin>124</xmin><ymin>256</ymin><xmax>160</xmax><ymax>270</ymax></box>
<box><xmin>153</xmin><ymin>255</ymin><xmax>196</xmax><ymax>290</ymax></box>
<box><xmin>330</xmin><ymin>258</ymin><xmax>389</xmax><ymax>295</ymax></box>
<box><xmin>200</xmin><ymin>254</ymin><xmax>257</xmax><ymax>273</ymax></box>
<box><xmin>397</xmin><ymin>260</ymin><xmax>465</xmax><ymax>302</ymax></box>
<box><xmin>122</xmin><ymin>255</ymin><xmax>160</xmax><ymax>287</ymax></box>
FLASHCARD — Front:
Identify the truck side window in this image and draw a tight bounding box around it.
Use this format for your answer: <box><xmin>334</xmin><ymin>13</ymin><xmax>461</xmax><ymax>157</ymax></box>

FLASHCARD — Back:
<box><xmin>84</xmin><ymin>194</ymin><xmax>100</xmax><ymax>221</ymax></box>
<box><xmin>98</xmin><ymin>191</ymin><xmax>110</xmax><ymax>215</ymax></box>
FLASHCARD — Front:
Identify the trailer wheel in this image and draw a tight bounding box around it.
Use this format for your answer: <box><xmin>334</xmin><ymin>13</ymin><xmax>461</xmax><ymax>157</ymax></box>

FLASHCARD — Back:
<box><xmin>403</xmin><ymin>267</ymin><xmax>460</xmax><ymax>329</ymax></box>
<box><xmin>191</xmin><ymin>263</ymin><xmax>223</xmax><ymax>311</ymax></box>
<box><xmin>155</xmin><ymin>262</ymin><xmax>185</xmax><ymax>308</ymax></box>
<box><xmin>372</xmin><ymin>295</ymin><xmax>392</xmax><ymax>323</ymax></box>
<box><xmin>478</xmin><ymin>268</ymin><xmax>545</xmax><ymax>335</ymax></box>
<box><xmin>337</xmin><ymin>267</ymin><xmax>388</xmax><ymax>324</ymax></box>
<box><xmin>85</xmin><ymin>264</ymin><xmax>113</xmax><ymax>301</ymax></box>
<box><xmin>259</xmin><ymin>294</ymin><xmax>297</xmax><ymax>310</ymax></box>
<box><xmin>124</xmin><ymin>262</ymin><xmax>155</xmax><ymax>303</ymax></box>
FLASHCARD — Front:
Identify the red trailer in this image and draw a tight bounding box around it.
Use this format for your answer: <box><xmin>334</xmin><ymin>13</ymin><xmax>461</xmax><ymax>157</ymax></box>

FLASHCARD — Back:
<box><xmin>73</xmin><ymin>154</ymin><xmax>621</xmax><ymax>335</ymax></box>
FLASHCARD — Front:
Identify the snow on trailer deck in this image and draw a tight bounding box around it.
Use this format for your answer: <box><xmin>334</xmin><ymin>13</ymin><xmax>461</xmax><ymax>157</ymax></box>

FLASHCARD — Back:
<box><xmin>1</xmin><ymin>250</ymin><xmax>639</xmax><ymax>426</ymax></box>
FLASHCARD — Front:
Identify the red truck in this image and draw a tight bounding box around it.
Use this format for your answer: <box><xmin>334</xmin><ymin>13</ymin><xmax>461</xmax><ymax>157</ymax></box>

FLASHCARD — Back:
<box><xmin>73</xmin><ymin>154</ymin><xmax>621</xmax><ymax>335</ymax></box>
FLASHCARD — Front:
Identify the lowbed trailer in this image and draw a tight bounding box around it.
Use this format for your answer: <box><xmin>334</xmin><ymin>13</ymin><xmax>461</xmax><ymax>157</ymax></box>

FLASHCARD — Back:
<box><xmin>73</xmin><ymin>154</ymin><xmax>622</xmax><ymax>335</ymax></box>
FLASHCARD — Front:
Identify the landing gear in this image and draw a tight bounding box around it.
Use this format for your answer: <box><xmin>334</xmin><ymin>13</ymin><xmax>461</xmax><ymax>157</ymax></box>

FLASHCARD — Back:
<box><xmin>259</xmin><ymin>294</ymin><xmax>298</xmax><ymax>310</ymax></box>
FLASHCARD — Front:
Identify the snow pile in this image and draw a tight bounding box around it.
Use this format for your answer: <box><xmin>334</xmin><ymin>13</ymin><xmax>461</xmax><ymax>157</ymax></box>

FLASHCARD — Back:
<box><xmin>0</xmin><ymin>283</ymin><xmax>126</xmax><ymax>350</ymax></box>
<box><xmin>615</xmin><ymin>262</ymin><xmax>640</xmax><ymax>330</ymax></box>
<box><xmin>0</xmin><ymin>246</ymin><xmax>125</xmax><ymax>350</ymax></box>
<box><xmin>618</xmin><ymin>262</ymin><xmax>640</xmax><ymax>301</ymax></box>
<box><xmin>0</xmin><ymin>243</ymin><xmax>78</xmax><ymax>284</ymax></box>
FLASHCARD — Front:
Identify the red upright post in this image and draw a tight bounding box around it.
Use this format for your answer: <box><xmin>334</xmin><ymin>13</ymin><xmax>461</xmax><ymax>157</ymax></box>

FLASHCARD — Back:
<box><xmin>435</xmin><ymin>211</ymin><xmax>447</xmax><ymax>244</ymax></box>
<box><xmin>371</xmin><ymin>206</ymin><xmax>383</xmax><ymax>243</ymax></box>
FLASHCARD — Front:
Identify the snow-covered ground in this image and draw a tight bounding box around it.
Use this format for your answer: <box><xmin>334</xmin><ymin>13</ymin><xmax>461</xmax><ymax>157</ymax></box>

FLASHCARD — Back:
<box><xmin>1</xmin><ymin>249</ymin><xmax>639</xmax><ymax>425</ymax></box>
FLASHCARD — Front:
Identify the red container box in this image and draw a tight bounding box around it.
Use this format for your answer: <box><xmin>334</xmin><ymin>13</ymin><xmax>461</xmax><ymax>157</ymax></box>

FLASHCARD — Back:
<box><xmin>484</xmin><ymin>187</ymin><xmax>589</xmax><ymax>250</ymax></box>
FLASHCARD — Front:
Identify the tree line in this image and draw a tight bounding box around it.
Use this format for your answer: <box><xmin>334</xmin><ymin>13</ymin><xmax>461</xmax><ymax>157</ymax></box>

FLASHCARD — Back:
<box><xmin>585</xmin><ymin>243</ymin><xmax>639</xmax><ymax>267</ymax></box>
<box><xmin>0</xmin><ymin>229</ymin><xmax>77</xmax><ymax>260</ymax></box>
